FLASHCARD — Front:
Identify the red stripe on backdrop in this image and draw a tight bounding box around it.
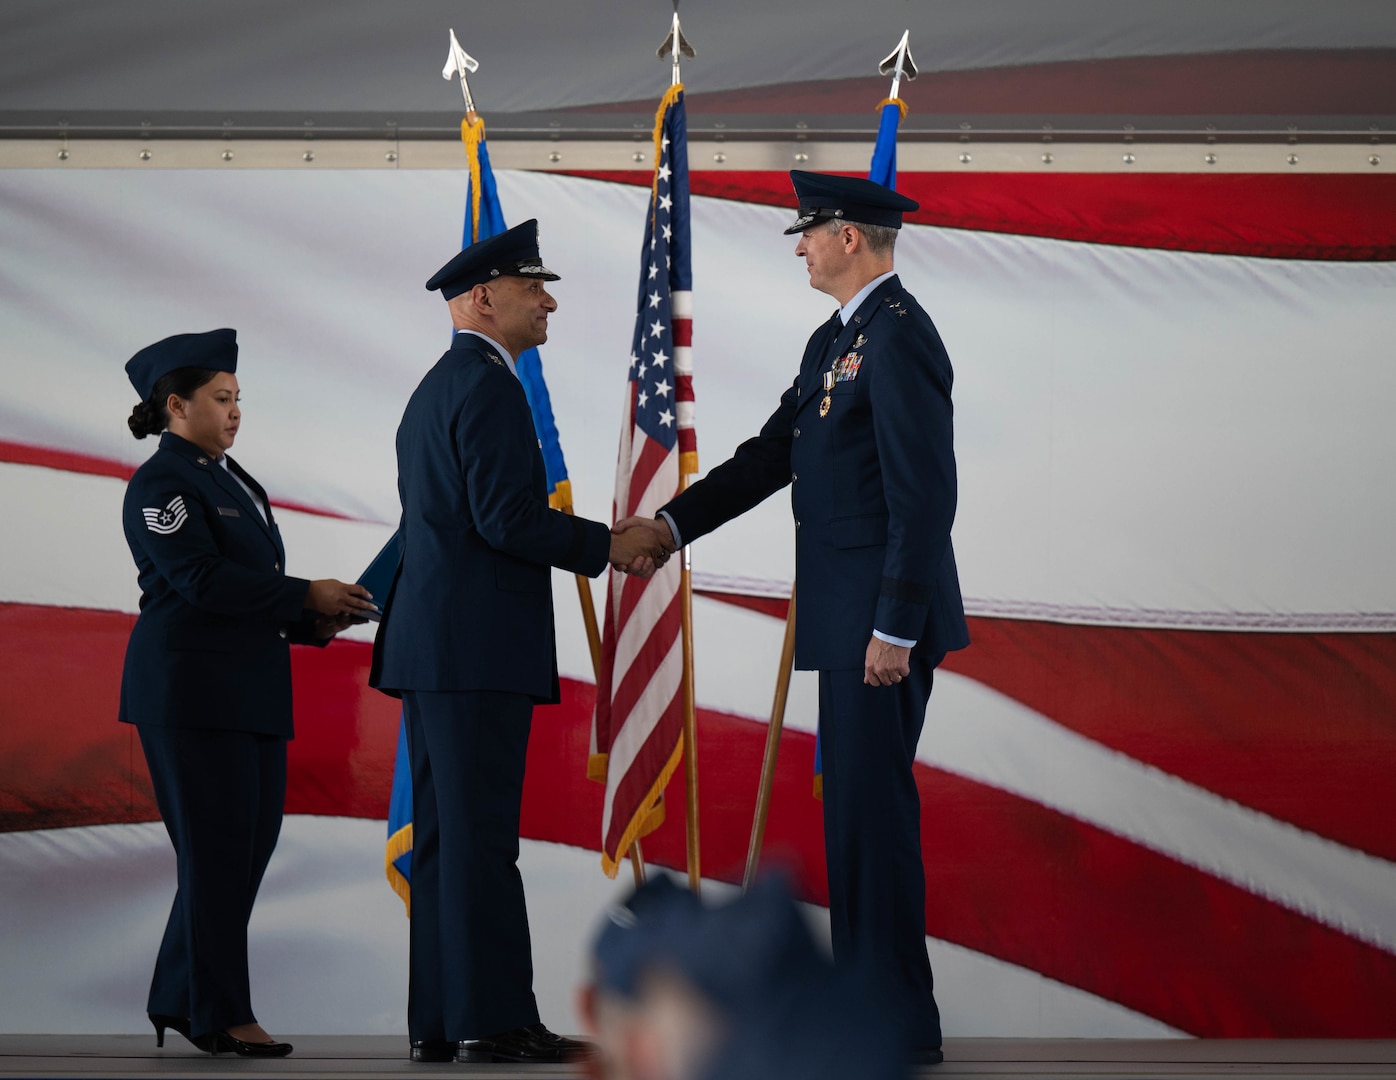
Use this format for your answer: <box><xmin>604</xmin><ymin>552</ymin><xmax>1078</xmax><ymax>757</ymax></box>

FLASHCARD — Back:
<box><xmin>9</xmin><ymin>603</ymin><xmax>1396</xmax><ymax>1035</ymax></box>
<box><xmin>0</xmin><ymin>439</ymin><xmax>135</xmax><ymax>483</ymax></box>
<box><xmin>940</xmin><ymin>619</ymin><xmax>1396</xmax><ymax>864</ymax></box>
<box><xmin>0</xmin><ymin>603</ymin><xmax>400</xmax><ymax>829</ymax></box>
<box><xmin>0</xmin><ymin>440</ymin><xmax>376</xmax><ymax>522</ymax></box>
<box><xmin>683</xmin><ymin>599</ymin><xmax>1396</xmax><ymax>863</ymax></box>
<box><xmin>921</xmin><ymin>768</ymin><xmax>1396</xmax><ymax>1037</ymax></box>
<box><xmin>562</xmin><ymin>172</ymin><xmax>1396</xmax><ymax>260</ymax></box>
<box><xmin>695</xmin><ymin>589</ymin><xmax>789</xmax><ymax>620</ymax></box>
<box><xmin>526</xmin><ymin>674</ymin><xmax>1396</xmax><ymax>1036</ymax></box>
<box><xmin>0</xmin><ymin>604</ymin><xmax>143</xmax><ymax>830</ymax></box>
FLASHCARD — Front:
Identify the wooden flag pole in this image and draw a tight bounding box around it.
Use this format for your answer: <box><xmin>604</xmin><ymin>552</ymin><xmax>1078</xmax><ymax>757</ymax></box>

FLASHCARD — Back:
<box><xmin>677</xmin><ymin>475</ymin><xmax>701</xmax><ymax>895</ymax></box>
<box><xmin>743</xmin><ymin>587</ymin><xmax>797</xmax><ymax>891</ymax></box>
<box><xmin>565</xmin><ymin>504</ymin><xmax>646</xmax><ymax>886</ymax></box>
<box><xmin>572</xmin><ymin>573</ymin><xmax>603</xmax><ymax>681</ymax></box>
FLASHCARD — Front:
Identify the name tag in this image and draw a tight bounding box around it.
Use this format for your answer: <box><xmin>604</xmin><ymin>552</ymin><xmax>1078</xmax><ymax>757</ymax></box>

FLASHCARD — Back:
<box><xmin>217</xmin><ymin>506</ymin><xmax>241</xmax><ymax>518</ymax></box>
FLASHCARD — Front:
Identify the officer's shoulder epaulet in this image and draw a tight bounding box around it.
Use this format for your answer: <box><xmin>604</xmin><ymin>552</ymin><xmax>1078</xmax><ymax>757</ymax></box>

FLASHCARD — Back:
<box><xmin>883</xmin><ymin>292</ymin><xmax>914</xmax><ymax>319</ymax></box>
<box><xmin>456</xmin><ymin>335</ymin><xmax>508</xmax><ymax>371</ymax></box>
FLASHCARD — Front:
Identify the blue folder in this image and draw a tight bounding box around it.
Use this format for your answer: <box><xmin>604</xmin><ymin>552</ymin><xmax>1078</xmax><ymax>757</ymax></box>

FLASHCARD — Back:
<box><xmin>355</xmin><ymin>531</ymin><xmax>401</xmax><ymax>622</ymax></box>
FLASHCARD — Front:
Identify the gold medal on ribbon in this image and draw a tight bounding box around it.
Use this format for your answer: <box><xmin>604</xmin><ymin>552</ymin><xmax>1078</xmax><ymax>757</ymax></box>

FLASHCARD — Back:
<box><xmin>819</xmin><ymin>370</ymin><xmax>835</xmax><ymax>417</ymax></box>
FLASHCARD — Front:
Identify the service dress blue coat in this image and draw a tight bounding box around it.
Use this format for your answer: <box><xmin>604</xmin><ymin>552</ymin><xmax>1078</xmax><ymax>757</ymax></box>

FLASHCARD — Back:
<box><xmin>371</xmin><ymin>332</ymin><xmax>611</xmax><ymax>700</ymax></box>
<box><xmin>663</xmin><ymin>274</ymin><xmax>969</xmax><ymax>667</ymax></box>
<box><xmin>368</xmin><ymin>331</ymin><xmax>612</xmax><ymax>1042</ymax></box>
<box><xmin>661</xmin><ymin>273</ymin><xmax>968</xmax><ymax>1055</ymax></box>
<box><xmin>120</xmin><ymin>431</ymin><xmax>317</xmax><ymax>735</ymax></box>
<box><xmin>119</xmin><ymin>429</ymin><xmax>321</xmax><ymax>1040</ymax></box>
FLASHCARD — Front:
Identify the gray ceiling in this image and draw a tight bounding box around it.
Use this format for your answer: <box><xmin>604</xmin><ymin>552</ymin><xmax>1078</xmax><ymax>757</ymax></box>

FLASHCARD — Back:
<box><xmin>2</xmin><ymin>0</ymin><xmax>1393</xmax><ymax>137</ymax></box>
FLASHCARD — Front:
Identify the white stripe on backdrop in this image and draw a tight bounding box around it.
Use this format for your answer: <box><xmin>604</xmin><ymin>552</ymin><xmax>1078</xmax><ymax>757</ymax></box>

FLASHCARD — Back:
<box><xmin>1</xmin><ymin>165</ymin><xmax>1392</xmax><ymax>1037</ymax></box>
<box><xmin>0</xmin><ymin>817</ymin><xmax>1179</xmax><ymax>1037</ymax></box>
<box><xmin>2</xmin><ymin>168</ymin><xmax>1393</xmax><ymax>623</ymax></box>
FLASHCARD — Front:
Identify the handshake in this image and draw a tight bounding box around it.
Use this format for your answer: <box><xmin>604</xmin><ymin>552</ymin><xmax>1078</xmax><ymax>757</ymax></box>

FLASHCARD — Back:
<box><xmin>608</xmin><ymin>516</ymin><xmax>679</xmax><ymax>578</ymax></box>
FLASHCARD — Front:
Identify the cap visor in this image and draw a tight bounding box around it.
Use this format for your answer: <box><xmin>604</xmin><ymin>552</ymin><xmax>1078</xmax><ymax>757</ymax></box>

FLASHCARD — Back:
<box><xmin>514</xmin><ymin>262</ymin><xmax>560</xmax><ymax>281</ymax></box>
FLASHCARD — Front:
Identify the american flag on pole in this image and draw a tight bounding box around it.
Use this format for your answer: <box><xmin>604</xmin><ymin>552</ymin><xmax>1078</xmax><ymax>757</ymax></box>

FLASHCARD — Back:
<box><xmin>590</xmin><ymin>83</ymin><xmax>697</xmax><ymax>878</ymax></box>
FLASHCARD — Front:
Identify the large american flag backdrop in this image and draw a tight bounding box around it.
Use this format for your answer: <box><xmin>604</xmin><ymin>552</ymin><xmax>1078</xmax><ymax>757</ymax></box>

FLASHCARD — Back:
<box><xmin>1</xmin><ymin>161</ymin><xmax>1393</xmax><ymax>1037</ymax></box>
<box><xmin>590</xmin><ymin>84</ymin><xmax>699</xmax><ymax>877</ymax></box>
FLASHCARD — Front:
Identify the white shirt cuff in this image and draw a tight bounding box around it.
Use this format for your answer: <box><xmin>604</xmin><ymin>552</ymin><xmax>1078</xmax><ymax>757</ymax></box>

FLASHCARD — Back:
<box><xmin>656</xmin><ymin>510</ymin><xmax>683</xmax><ymax>549</ymax></box>
<box><xmin>873</xmin><ymin>629</ymin><xmax>917</xmax><ymax>648</ymax></box>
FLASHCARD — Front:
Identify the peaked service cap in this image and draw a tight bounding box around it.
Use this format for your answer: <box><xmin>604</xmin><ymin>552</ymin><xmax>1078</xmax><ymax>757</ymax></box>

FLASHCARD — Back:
<box><xmin>426</xmin><ymin>218</ymin><xmax>560</xmax><ymax>300</ymax></box>
<box><xmin>783</xmin><ymin>170</ymin><xmax>919</xmax><ymax>235</ymax></box>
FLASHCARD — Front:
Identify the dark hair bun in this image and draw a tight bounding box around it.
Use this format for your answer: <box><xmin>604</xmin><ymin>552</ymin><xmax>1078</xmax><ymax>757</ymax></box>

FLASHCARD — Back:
<box><xmin>128</xmin><ymin>399</ymin><xmax>163</xmax><ymax>439</ymax></box>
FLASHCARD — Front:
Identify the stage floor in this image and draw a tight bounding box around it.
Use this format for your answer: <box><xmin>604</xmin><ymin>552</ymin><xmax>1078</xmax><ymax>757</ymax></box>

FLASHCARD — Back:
<box><xmin>2</xmin><ymin>1037</ymin><xmax>1395</xmax><ymax>1079</ymax></box>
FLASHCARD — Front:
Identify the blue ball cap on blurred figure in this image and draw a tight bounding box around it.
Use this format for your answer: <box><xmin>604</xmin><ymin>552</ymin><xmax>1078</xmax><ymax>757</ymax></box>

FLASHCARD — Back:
<box><xmin>425</xmin><ymin>218</ymin><xmax>561</xmax><ymax>300</ymax></box>
<box><xmin>590</xmin><ymin>872</ymin><xmax>702</xmax><ymax>1000</ymax></box>
<box><xmin>669</xmin><ymin>875</ymin><xmax>831</xmax><ymax>1012</ymax></box>
<box><xmin>677</xmin><ymin>877</ymin><xmax>910</xmax><ymax>1080</ymax></box>
<box><xmin>783</xmin><ymin>170</ymin><xmax>920</xmax><ymax>235</ymax></box>
<box><xmin>125</xmin><ymin>328</ymin><xmax>238</xmax><ymax>400</ymax></box>
<box><xmin>699</xmin><ymin>967</ymin><xmax>910</xmax><ymax>1080</ymax></box>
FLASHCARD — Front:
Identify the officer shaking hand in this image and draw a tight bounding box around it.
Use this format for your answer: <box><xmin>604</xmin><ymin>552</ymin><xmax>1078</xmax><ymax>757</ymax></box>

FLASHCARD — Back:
<box><xmin>370</xmin><ymin>220</ymin><xmax>664</xmax><ymax>1066</ymax></box>
<box><xmin>614</xmin><ymin>171</ymin><xmax>970</xmax><ymax>1068</ymax></box>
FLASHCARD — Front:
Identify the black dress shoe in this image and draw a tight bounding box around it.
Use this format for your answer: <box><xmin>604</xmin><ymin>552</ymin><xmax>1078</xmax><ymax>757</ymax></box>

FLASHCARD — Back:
<box><xmin>148</xmin><ymin>1013</ymin><xmax>193</xmax><ymax>1049</ymax></box>
<box><xmin>410</xmin><ymin>1039</ymin><xmax>456</xmax><ymax>1063</ymax></box>
<box><xmin>192</xmin><ymin>1031</ymin><xmax>293</xmax><ymax>1057</ymax></box>
<box><xmin>456</xmin><ymin>1023</ymin><xmax>597</xmax><ymax>1063</ymax></box>
<box><xmin>911</xmin><ymin>1046</ymin><xmax>945</xmax><ymax>1066</ymax></box>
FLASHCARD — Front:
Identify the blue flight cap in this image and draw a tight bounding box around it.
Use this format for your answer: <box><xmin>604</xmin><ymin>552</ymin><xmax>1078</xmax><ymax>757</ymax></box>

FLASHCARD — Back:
<box><xmin>125</xmin><ymin>328</ymin><xmax>238</xmax><ymax>401</ymax></box>
<box><xmin>425</xmin><ymin>218</ymin><xmax>561</xmax><ymax>300</ymax></box>
<box><xmin>783</xmin><ymin>170</ymin><xmax>920</xmax><ymax>235</ymax></box>
<box><xmin>590</xmin><ymin>872</ymin><xmax>702</xmax><ymax>1000</ymax></box>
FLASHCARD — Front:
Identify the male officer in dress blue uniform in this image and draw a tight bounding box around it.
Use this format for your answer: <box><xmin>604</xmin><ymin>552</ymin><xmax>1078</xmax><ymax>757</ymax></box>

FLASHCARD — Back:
<box><xmin>370</xmin><ymin>221</ymin><xmax>666</xmax><ymax>1065</ymax></box>
<box><xmin>617</xmin><ymin>172</ymin><xmax>970</xmax><ymax>1066</ymax></box>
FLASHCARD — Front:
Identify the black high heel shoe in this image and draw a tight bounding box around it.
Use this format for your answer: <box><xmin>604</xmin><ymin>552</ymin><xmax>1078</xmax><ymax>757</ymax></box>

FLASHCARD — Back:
<box><xmin>148</xmin><ymin>1013</ymin><xmax>193</xmax><ymax>1048</ymax></box>
<box><xmin>192</xmin><ymin>1031</ymin><xmax>294</xmax><ymax>1058</ymax></box>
